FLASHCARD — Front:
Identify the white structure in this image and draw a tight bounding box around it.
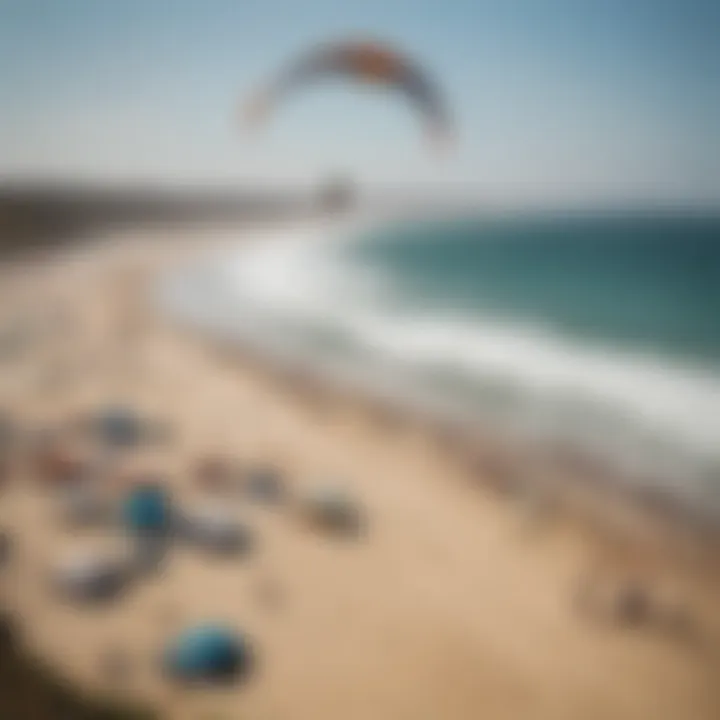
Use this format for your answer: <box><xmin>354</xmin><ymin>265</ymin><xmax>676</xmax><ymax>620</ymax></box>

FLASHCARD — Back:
<box><xmin>52</xmin><ymin>548</ymin><xmax>128</xmax><ymax>602</ymax></box>
<box><xmin>179</xmin><ymin>504</ymin><xmax>252</xmax><ymax>555</ymax></box>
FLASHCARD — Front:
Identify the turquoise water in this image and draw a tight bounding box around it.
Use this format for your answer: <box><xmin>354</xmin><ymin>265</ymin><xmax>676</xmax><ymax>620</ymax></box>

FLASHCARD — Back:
<box><xmin>160</xmin><ymin>211</ymin><xmax>720</xmax><ymax>515</ymax></box>
<box><xmin>349</xmin><ymin>212</ymin><xmax>720</xmax><ymax>366</ymax></box>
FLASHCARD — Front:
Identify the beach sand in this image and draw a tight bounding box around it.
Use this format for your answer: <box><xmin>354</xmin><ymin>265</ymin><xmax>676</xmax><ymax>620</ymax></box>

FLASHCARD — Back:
<box><xmin>0</xmin><ymin>222</ymin><xmax>719</xmax><ymax>720</ymax></box>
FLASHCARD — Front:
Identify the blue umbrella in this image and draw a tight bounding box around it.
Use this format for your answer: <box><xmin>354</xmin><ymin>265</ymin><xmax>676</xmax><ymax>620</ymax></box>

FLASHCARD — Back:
<box><xmin>122</xmin><ymin>483</ymin><xmax>171</xmax><ymax>534</ymax></box>
<box><xmin>163</xmin><ymin>623</ymin><xmax>251</xmax><ymax>682</ymax></box>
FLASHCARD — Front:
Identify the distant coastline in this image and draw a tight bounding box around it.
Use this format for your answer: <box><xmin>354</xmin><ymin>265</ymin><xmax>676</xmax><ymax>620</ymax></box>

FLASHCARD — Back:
<box><xmin>0</xmin><ymin>182</ymin><xmax>319</xmax><ymax>259</ymax></box>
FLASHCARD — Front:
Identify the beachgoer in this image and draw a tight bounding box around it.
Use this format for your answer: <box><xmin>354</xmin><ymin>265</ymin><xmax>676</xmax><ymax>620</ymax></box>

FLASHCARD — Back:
<box><xmin>195</xmin><ymin>456</ymin><xmax>234</xmax><ymax>493</ymax></box>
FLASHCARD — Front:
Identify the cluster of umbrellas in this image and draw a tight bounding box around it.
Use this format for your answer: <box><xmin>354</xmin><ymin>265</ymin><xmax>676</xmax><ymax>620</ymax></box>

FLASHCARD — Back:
<box><xmin>1</xmin><ymin>403</ymin><xmax>366</xmax><ymax>685</ymax></box>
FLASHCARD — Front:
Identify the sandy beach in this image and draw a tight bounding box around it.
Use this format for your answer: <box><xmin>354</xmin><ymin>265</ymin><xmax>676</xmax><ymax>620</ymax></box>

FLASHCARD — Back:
<box><xmin>1</xmin><ymin>222</ymin><xmax>719</xmax><ymax>720</ymax></box>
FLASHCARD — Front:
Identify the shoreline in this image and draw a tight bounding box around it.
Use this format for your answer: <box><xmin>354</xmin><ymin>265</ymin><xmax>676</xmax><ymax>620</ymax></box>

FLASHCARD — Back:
<box><xmin>1</xmin><ymin>222</ymin><xmax>719</xmax><ymax>719</ymax></box>
<box><xmin>159</xmin><ymin>223</ymin><xmax>720</xmax><ymax>574</ymax></box>
<box><xmin>181</xmin><ymin>306</ymin><xmax>720</xmax><ymax>581</ymax></box>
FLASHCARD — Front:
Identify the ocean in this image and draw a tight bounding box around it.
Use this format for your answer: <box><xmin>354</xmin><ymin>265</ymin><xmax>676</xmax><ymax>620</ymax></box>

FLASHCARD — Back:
<box><xmin>158</xmin><ymin>210</ymin><xmax>720</xmax><ymax>517</ymax></box>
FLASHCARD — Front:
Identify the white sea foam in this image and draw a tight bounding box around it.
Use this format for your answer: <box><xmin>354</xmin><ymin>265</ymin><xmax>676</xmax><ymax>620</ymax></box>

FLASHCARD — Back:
<box><xmin>157</xmin><ymin>219</ymin><xmax>720</xmax><ymax>515</ymax></box>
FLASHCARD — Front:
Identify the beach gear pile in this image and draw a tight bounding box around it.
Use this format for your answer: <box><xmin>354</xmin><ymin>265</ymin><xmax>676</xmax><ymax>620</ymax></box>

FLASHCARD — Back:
<box><xmin>244</xmin><ymin>464</ymin><xmax>286</xmax><ymax>505</ymax></box>
<box><xmin>300</xmin><ymin>484</ymin><xmax>365</xmax><ymax>536</ymax></box>
<box><xmin>9</xmin><ymin>402</ymin><xmax>367</xmax><ymax>691</ymax></box>
<box><xmin>91</xmin><ymin>405</ymin><xmax>145</xmax><ymax>449</ymax></box>
<box><xmin>177</xmin><ymin>503</ymin><xmax>254</xmax><ymax>555</ymax></box>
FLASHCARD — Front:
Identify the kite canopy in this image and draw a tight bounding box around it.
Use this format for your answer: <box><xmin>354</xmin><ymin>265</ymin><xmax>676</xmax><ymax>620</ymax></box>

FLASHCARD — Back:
<box><xmin>242</xmin><ymin>39</ymin><xmax>452</xmax><ymax>151</ymax></box>
<box><xmin>163</xmin><ymin>624</ymin><xmax>251</xmax><ymax>682</ymax></box>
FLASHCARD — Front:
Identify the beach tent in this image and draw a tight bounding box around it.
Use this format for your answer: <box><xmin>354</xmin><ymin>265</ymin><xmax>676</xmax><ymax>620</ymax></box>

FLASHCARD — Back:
<box><xmin>163</xmin><ymin>623</ymin><xmax>251</xmax><ymax>683</ymax></box>
<box><xmin>178</xmin><ymin>504</ymin><xmax>253</xmax><ymax>555</ymax></box>
<box><xmin>244</xmin><ymin>465</ymin><xmax>285</xmax><ymax>505</ymax></box>
<box><xmin>52</xmin><ymin>548</ymin><xmax>128</xmax><ymax>602</ymax></box>
<box><xmin>122</xmin><ymin>481</ymin><xmax>172</xmax><ymax>535</ymax></box>
<box><xmin>301</xmin><ymin>484</ymin><xmax>364</xmax><ymax>536</ymax></box>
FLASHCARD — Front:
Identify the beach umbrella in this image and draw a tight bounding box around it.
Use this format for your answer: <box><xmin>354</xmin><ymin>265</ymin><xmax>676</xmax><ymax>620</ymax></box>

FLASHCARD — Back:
<box><xmin>93</xmin><ymin>405</ymin><xmax>143</xmax><ymax>448</ymax></box>
<box><xmin>163</xmin><ymin>623</ymin><xmax>252</xmax><ymax>683</ymax></box>
<box><xmin>52</xmin><ymin>548</ymin><xmax>128</xmax><ymax>602</ymax></box>
<box><xmin>122</xmin><ymin>481</ymin><xmax>172</xmax><ymax>535</ymax></box>
<box><xmin>120</xmin><ymin>479</ymin><xmax>174</xmax><ymax>576</ymax></box>
<box><xmin>178</xmin><ymin>504</ymin><xmax>253</xmax><ymax>556</ymax></box>
<box><xmin>244</xmin><ymin>465</ymin><xmax>286</xmax><ymax>505</ymax></box>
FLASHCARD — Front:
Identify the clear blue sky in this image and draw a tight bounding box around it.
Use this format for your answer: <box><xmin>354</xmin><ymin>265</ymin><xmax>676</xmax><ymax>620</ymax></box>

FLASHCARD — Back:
<box><xmin>1</xmin><ymin>0</ymin><xmax>718</xmax><ymax>205</ymax></box>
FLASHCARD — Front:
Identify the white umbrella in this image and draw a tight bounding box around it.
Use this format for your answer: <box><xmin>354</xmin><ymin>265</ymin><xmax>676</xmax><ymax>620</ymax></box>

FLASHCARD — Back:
<box><xmin>52</xmin><ymin>548</ymin><xmax>128</xmax><ymax>602</ymax></box>
<box><xmin>179</xmin><ymin>504</ymin><xmax>253</xmax><ymax>555</ymax></box>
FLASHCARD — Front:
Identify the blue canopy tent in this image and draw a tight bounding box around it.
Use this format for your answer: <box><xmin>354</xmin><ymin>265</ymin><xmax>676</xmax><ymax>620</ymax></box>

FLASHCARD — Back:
<box><xmin>163</xmin><ymin>623</ymin><xmax>251</xmax><ymax>682</ymax></box>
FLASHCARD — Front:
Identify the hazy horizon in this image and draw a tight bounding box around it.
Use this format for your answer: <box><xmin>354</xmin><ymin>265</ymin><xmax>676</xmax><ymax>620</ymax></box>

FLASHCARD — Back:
<box><xmin>2</xmin><ymin>0</ymin><xmax>719</xmax><ymax>208</ymax></box>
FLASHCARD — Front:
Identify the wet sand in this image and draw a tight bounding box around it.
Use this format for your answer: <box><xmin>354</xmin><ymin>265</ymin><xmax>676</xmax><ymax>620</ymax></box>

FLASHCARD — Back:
<box><xmin>0</xmin><ymin>223</ymin><xmax>719</xmax><ymax>720</ymax></box>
